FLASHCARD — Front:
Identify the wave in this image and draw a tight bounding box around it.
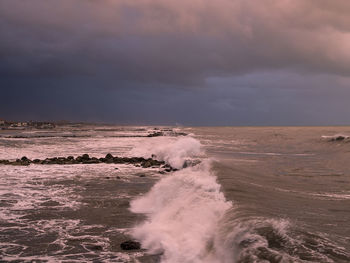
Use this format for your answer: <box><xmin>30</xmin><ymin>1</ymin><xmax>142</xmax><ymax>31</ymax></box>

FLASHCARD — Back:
<box><xmin>130</xmin><ymin>161</ymin><xmax>232</xmax><ymax>263</ymax></box>
<box><xmin>128</xmin><ymin>136</ymin><xmax>350</xmax><ymax>262</ymax></box>
<box><xmin>321</xmin><ymin>134</ymin><xmax>350</xmax><ymax>142</ymax></box>
<box><xmin>129</xmin><ymin>137</ymin><xmax>202</xmax><ymax>169</ymax></box>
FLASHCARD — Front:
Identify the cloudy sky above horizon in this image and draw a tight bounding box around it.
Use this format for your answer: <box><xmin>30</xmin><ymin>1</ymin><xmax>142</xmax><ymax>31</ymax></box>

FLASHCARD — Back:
<box><xmin>1</xmin><ymin>0</ymin><xmax>350</xmax><ymax>125</ymax></box>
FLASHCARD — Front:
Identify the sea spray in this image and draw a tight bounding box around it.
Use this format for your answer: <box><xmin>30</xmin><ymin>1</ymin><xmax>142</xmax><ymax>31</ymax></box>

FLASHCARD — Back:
<box><xmin>130</xmin><ymin>162</ymin><xmax>232</xmax><ymax>263</ymax></box>
<box><xmin>129</xmin><ymin>137</ymin><xmax>232</xmax><ymax>262</ymax></box>
<box><xmin>129</xmin><ymin>137</ymin><xmax>202</xmax><ymax>169</ymax></box>
<box><xmin>128</xmin><ymin>136</ymin><xmax>327</xmax><ymax>262</ymax></box>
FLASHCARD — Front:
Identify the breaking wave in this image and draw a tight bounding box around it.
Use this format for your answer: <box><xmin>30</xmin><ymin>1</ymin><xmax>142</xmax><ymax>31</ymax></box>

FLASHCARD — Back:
<box><xmin>129</xmin><ymin>136</ymin><xmax>202</xmax><ymax>169</ymax></box>
<box><xmin>129</xmin><ymin>136</ymin><xmax>350</xmax><ymax>263</ymax></box>
<box><xmin>130</xmin><ymin>161</ymin><xmax>231</xmax><ymax>262</ymax></box>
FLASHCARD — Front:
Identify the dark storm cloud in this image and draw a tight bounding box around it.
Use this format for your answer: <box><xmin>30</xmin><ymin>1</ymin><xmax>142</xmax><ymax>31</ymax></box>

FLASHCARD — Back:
<box><xmin>1</xmin><ymin>0</ymin><xmax>350</xmax><ymax>84</ymax></box>
<box><xmin>1</xmin><ymin>0</ymin><xmax>350</xmax><ymax>124</ymax></box>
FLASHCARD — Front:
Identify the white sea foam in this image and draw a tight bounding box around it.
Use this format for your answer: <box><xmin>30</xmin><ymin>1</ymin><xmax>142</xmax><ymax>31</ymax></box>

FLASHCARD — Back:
<box><xmin>130</xmin><ymin>137</ymin><xmax>202</xmax><ymax>169</ymax></box>
<box><xmin>129</xmin><ymin>158</ymin><xmax>232</xmax><ymax>263</ymax></box>
<box><xmin>128</xmin><ymin>136</ymin><xmax>304</xmax><ymax>262</ymax></box>
<box><xmin>321</xmin><ymin>134</ymin><xmax>350</xmax><ymax>140</ymax></box>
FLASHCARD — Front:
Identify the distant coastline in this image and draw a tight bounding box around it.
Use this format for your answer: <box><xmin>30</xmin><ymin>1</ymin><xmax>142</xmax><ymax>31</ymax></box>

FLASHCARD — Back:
<box><xmin>0</xmin><ymin>119</ymin><xmax>56</xmax><ymax>130</ymax></box>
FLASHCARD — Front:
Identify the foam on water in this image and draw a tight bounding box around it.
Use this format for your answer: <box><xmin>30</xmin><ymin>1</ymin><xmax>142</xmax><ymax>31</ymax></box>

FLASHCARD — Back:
<box><xmin>128</xmin><ymin>135</ymin><xmax>350</xmax><ymax>262</ymax></box>
<box><xmin>130</xmin><ymin>161</ymin><xmax>232</xmax><ymax>263</ymax></box>
<box><xmin>130</xmin><ymin>136</ymin><xmax>202</xmax><ymax>169</ymax></box>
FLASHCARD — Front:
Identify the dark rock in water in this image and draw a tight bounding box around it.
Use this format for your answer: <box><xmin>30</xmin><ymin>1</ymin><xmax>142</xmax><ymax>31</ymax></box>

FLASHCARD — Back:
<box><xmin>82</xmin><ymin>159</ymin><xmax>100</xmax><ymax>164</ymax></box>
<box><xmin>120</xmin><ymin>240</ymin><xmax>141</xmax><ymax>250</ymax></box>
<box><xmin>116</xmin><ymin>176</ymin><xmax>121</xmax><ymax>179</ymax></box>
<box><xmin>122</xmin><ymin>157</ymin><xmax>131</xmax><ymax>163</ymax></box>
<box><xmin>21</xmin><ymin>156</ymin><xmax>29</xmax><ymax>161</ymax></box>
<box><xmin>105</xmin><ymin>153</ymin><xmax>113</xmax><ymax>159</ymax></box>
<box><xmin>142</xmin><ymin>161</ymin><xmax>151</xmax><ymax>168</ymax></box>
<box><xmin>81</xmin><ymin>154</ymin><xmax>90</xmax><ymax>160</ymax></box>
<box><xmin>105</xmin><ymin>158</ymin><xmax>113</xmax><ymax>163</ymax></box>
<box><xmin>0</xmin><ymin>153</ymin><xmax>168</xmax><ymax>168</ymax></box>
<box><xmin>138</xmin><ymin>174</ymin><xmax>146</xmax><ymax>177</ymax></box>
<box><xmin>329</xmin><ymin>135</ymin><xmax>348</xmax><ymax>142</ymax></box>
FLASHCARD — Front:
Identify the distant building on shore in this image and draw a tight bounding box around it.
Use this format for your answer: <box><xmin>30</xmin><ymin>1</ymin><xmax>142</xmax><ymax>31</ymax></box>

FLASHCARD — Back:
<box><xmin>0</xmin><ymin>119</ymin><xmax>55</xmax><ymax>129</ymax></box>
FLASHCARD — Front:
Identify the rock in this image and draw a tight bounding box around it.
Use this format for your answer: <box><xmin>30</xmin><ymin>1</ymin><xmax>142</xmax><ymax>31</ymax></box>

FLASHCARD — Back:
<box><xmin>112</xmin><ymin>157</ymin><xmax>123</xmax><ymax>164</ymax></box>
<box><xmin>105</xmin><ymin>153</ymin><xmax>113</xmax><ymax>159</ymax></box>
<box><xmin>122</xmin><ymin>157</ymin><xmax>131</xmax><ymax>163</ymax></box>
<box><xmin>21</xmin><ymin>156</ymin><xmax>29</xmax><ymax>161</ymax></box>
<box><xmin>138</xmin><ymin>174</ymin><xmax>146</xmax><ymax>177</ymax></box>
<box><xmin>67</xmin><ymin>156</ymin><xmax>74</xmax><ymax>160</ymax></box>
<box><xmin>120</xmin><ymin>240</ymin><xmax>141</xmax><ymax>250</ymax></box>
<box><xmin>81</xmin><ymin>154</ymin><xmax>90</xmax><ymax>161</ymax></box>
<box><xmin>116</xmin><ymin>176</ymin><xmax>121</xmax><ymax>179</ymax></box>
<box><xmin>147</xmin><ymin>132</ymin><xmax>163</xmax><ymax>137</ymax></box>
<box><xmin>141</xmin><ymin>161</ymin><xmax>152</xmax><ymax>168</ymax></box>
<box><xmin>82</xmin><ymin>159</ymin><xmax>100</xmax><ymax>164</ymax></box>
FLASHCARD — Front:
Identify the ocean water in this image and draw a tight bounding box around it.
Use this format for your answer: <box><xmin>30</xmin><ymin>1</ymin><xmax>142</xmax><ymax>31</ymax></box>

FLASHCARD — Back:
<box><xmin>0</xmin><ymin>125</ymin><xmax>349</xmax><ymax>262</ymax></box>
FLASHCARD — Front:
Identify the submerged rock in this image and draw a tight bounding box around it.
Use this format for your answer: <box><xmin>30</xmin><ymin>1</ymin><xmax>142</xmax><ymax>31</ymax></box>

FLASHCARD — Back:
<box><xmin>120</xmin><ymin>240</ymin><xmax>141</xmax><ymax>250</ymax></box>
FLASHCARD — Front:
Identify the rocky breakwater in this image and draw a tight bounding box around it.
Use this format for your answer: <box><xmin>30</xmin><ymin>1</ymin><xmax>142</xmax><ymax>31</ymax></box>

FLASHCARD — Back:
<box><xmin>0</xmin><ymin>153</ymin><xmax>178</xmax><ymax>171</ymax></box>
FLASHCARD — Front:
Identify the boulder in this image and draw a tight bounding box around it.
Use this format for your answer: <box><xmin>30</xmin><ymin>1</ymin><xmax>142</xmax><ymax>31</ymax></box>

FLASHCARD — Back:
<box><xmin>21</xmin><ymin>156</ymin><xmax>29</xmax><ymax>162</ymax></box>
<box><xmin>81</xmin><ymin>154</ymin><xmax>90</xmax><ymax>161</ymax></box>
<box><xmin>141</xmin><ymin>161</ymin><xmax>152</xmax><ymax>168</ymax></box>
<box><xmin>105</xmin><ymin>153</ymin><xmax>113</xmax><ymax>159</ymax></box>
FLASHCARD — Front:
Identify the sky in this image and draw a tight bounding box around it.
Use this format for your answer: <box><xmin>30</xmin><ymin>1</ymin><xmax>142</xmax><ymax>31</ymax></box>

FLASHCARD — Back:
<box><xmin>1</xmin><ymin>0</ymin><xmax>350</xmax><ymax>125</ymax></box>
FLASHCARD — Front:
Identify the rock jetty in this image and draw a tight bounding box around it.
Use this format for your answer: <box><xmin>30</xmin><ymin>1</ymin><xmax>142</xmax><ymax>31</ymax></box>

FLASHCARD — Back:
<box><xmin>0</xmin><ymin>153</ymin><xmax>178</xmax><ymax>171</ymax></box>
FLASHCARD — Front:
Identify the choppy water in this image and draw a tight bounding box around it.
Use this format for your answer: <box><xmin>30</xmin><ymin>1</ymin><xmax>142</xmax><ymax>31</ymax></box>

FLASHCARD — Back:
<box><xmin>0</xmin><ymin>125</ymin><xmax>349</xmax><ymax>262</ymax></box>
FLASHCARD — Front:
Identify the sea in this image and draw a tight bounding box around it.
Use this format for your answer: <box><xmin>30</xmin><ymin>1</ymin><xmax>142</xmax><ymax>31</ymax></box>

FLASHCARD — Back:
<box><xmin>0</xmin><ymin>125</ymin><xmax>349</xmax><ymax>263</ymax></box>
